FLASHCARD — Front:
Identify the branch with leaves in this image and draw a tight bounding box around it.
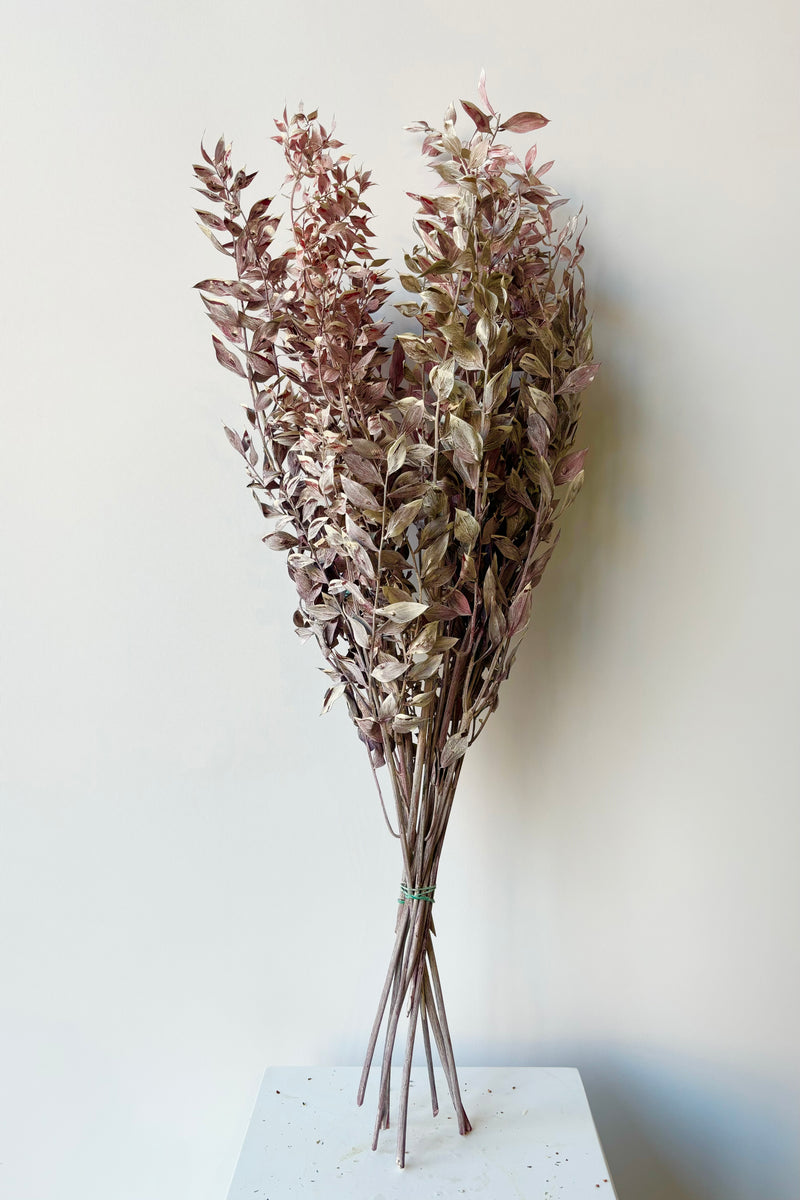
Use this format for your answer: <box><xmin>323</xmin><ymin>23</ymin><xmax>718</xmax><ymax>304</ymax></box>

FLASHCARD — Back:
<box><xmin>192</xmin><ymin>73</ymin><xmax>598</xmax><ymax>1167</ymax></box>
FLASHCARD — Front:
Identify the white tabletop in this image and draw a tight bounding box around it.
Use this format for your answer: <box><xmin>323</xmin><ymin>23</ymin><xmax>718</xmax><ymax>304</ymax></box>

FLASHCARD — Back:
<box><xmin>226</xmin><ymin>1066</ymin><xmax>617</xmax><ymax>1198</ymax></box>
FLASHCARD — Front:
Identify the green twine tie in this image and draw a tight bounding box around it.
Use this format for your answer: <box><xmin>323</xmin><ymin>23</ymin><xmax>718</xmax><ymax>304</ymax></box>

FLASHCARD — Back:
<box><xmin>398</xmin><ymin>882</ymin><xmax>436</xmax><ymax>905</ymax></box>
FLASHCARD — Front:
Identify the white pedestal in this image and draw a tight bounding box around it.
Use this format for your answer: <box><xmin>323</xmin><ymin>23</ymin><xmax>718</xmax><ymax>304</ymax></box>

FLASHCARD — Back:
<box><xmin>226</xmin><ymin>1066</ymin><xmax>617</xmax><ymax>1198</ymax></box>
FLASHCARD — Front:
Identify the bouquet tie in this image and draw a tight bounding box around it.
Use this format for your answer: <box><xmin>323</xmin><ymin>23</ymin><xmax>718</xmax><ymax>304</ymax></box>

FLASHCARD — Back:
<box><xmin>398</xmin><ymin>882</ymin><xmax>436</xmax><ymax>904</ymax></box>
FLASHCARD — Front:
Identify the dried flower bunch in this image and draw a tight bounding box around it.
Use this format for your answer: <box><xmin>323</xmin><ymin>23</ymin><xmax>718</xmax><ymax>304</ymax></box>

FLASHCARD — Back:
<box><xmin>193</xmin><ymin>72</ymin><xmax>597</xmax><ymax>1166</ymax></box>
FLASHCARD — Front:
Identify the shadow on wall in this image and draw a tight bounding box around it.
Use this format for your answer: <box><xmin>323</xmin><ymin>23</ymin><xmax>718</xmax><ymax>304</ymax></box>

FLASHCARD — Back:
<box><xmin>573</xmin><ymin>1044</ymin><xmax>797</xmax><ymax>1200</ymax></box>
<box><xmin>498</xmin><ymin>284</ymin><xmax>646</xmax><ymax>761</ymax></box>
<box><xmin>581</xmin><ymin>1047</ymin><xmax>800</xmax><ymax>1200</ymax></box>
<box><xmin>466</xmin><ymin>283</ymin><xmax>647</xmax><ymax>891</ymax></box>
<box><xmin>451</xmin><ymin>299</ymin><xmax>800</xmax><ymax>1200</ymax></box>
<box><xmin>453</xmin><ymin>1035</ymin><xmax>798</xmax><ymax>1200</ymax></box>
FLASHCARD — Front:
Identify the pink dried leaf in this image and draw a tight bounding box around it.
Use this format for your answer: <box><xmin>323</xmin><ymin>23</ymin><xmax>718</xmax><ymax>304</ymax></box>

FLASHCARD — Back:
<box><xmin>389</xmin><ymin>339</ymin><xmax>406</xmax><ymax>391</ymax></box>
<box><xmin>223</xmin><ymin>425</ymin><xmax>244</xmax><ymax>454</ymax></box>
<box><xmin>445</xmin><ymin>590</ymin><xmax>472</xmax><ymax>617</ymax></box>
<box><xmin>528</xmin><ymin>538</ymin><xmax>560</xmax><ymax>587</ymax></box>
<box><xmin>248</xmin><ymin>196</ymin><xmax>274</xmax><ymax>221</ymax></box>
<box><xmin>229</xmin><ymin>281</ymin><xmax>265</xmax><ymax>303</ymax></box>
<box><xmin>198</xmin><ymin>224</ymin><xmax>232</xmax><ymax>255</ymax></box>
<box><xmin>553</xmin><ymin>448</ymin><xmax>589</xmax><ymax>486</ymax></box>
<box><xmin>460</xmin><ymin>99</ymin><xmax>492</xmax><ymax>133</ymax></box>
<box><xmin>194</xmin><ymin>279</ymin><xmax>230</xmax><ymax>296</ymax></box>
<box><xmin>527</xmin><ymin>411</ymin><xmax>550</xmax><ymax>457</ymax></box>
<box><xmin>195</xmin><ymin>209</ymin><xmax>227</xmax><ymax>231</ymax></box>
<box><xmin>478</xmin><ymin>69</ymin><xmax>496</xmax><ymax>116</ymax></box>
<box><xmin>345</xmin><ymin>514</ymin><xmax>378</xmax><ymax>554</ymax></box>
<box><xmin>246</xmin><ymin>350</ymin><xmax>277</xmax><ymax>380</ymax></box>
<box><xmin>213</xmin><ymin>337</ymin><xmax>246</xmax><ymax>377</ymax></box>
<box><xmin>556</xmin><ymin>363</ymin><xmax>600</xmax><ymax>394</ymax></box>
<box><xmin>508</xmin><ymin>586</ymin><xmax>533</xmax><ymax>636</ymax></box>
<box><xmin>340</xmin><ymin>476</ymin><xmax>378</xmax><ymax>510</ymax></box>
<box><xmin>263</xmin><ymin>530</ymin><xmax>298</xmax><ymax>552</ymax></box>
<box><xmin>500</xmin><ymin>112</ymin><xmax>549</xmax><ymax>133</ymax></box>
<box><xmin>349</xmin><ymin>542</ymin><xmax>376</xmax><ymax>581</ymax></box>
<box><xmin>342</xmin><ymin>451</ymin><xmax>383</xmax><ymax>489</ymax></box>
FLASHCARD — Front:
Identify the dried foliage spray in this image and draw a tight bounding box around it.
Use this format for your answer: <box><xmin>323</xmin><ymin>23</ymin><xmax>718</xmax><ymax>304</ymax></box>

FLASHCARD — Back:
<box><xmin>192</xmin><ymin>72</ymin><xmax>598</xmax><ymax>1166</ymax></box>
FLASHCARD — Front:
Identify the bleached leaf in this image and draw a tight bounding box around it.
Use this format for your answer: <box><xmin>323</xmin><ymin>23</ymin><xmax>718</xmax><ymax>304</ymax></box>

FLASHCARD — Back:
<box><xmin>340</xmin><ymin>475</ymin><xmax>378</xmax><ymax>510</ymax></box>
<box><xmin>387</xmin><ymin>436</ymin><xmax>407</xmax><ymax>474</ymax></box>
<box><xmin>372</xmin><ymin>659</ymin><xmax>409</xmax><ymax>683</ymax></box>
<box><xmin>441</xmin><ymin>732</ymin><xmax>469</xmax><ymax>768</ymax></box>
<box><xmin>447</xmin><ymin>415</ymin><xmax>483</xmax><ymax>462</ymax></box>
<box><xmin>453</xmin><ymin>508</ymin><xmax>480</xmax><ymax>548</ymax></box>
<box><xmin>556</xmin><ymin>363</ymin><xmax>599</xmax><ymax>394</ymax></box>
<box><xmin>375</xmin><ymin>601</ymin><xmax>428</xmax><ymax>624</ymax></box>
<box><xmin>386</xmin><ymin>498</ymin><xmax>423</xmax><ymax>540</ymax></box>
<box><xmin>321</xmin><ymin>682</ymin><xmax>346</xmax><ymax>714</ymax></box>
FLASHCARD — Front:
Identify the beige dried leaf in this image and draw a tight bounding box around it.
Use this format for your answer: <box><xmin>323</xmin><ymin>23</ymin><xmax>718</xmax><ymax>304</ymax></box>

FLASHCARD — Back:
<box><xmin>524</xmin><ymin>383</ymin><xmax>558</xmax><ymax>431</ymax></box>
<box><xmin>408</xmin><ymin>654</ymin><xmax>443</xmax><ymax>681</ymax></box>
<box><xmin>484</xmin><ymin>363</ymin><xmax>513</xmax><ymax>412</ymax></box>
<box><xmin>386</xmin><ymin>498</ymin><xmax>423</xmax><ymax>540</ymax></box>
<box><xmin>447</xmin><ymin>415</ymin><xmax>483</xmax><ymax>463</ymax></box>
<box><xmin>442</xmin><ymin>323</ymin><xmax>483</xmax><ymax>371</ymax></box>
<box><xmin>387</xmin><ymin>435</ymin><xmax>408</xmax><ymax>474</ymax></box>
<box><xmin>421</xmin><ymin>532</ymin><xmax>449</xmax><ymax>577</ymax></box>
<box><xmin>408</xmin><ymin>623</ymin><xmax>440</xmax><ymax>656</ymax></box>
<box><xmin>321</xmin><ymin>682</ymin><xmax>347</xmax><ymax>714</ymax></box>
<box><xmin>430</xmin><ymin>359</ymin><xmax>456</xmax><ymax>401</ymax></box>
<box><xmin>453</xmin><ymin>508</ymin><xmax>480</xmax><ymax>549</ymax></box>
<box><xmin>520</xmin><ymin>351</ymin><xmax>549</xmax><ymax>377</ymax></box>
<box><xmin>340</xmin><ymin>475</ymin><xmax>378</xmax><ymax>510</ymax></box>
<box><xmin>372</xmin><ymin>659</ymin><xmax>409</xmax><ymax>683</ymax></box>
<box><xmin>375</xmin><ymin>601</ymin><xmax>428</xmax><ymax>624</ymax></box>
<box><xmin>441</xmin><ymin>732</ymin><xmax>469</xmax><ymax>768</ymax></box>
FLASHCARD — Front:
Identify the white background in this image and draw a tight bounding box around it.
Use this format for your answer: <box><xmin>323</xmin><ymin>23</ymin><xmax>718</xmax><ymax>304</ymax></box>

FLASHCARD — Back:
<box><xmin>1</xmin><ymin>2</ymin><xmax>798</xmax><ymax>1198</ymax></box>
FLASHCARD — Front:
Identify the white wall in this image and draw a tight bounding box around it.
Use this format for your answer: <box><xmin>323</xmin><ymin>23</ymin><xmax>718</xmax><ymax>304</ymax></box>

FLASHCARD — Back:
<box><xmin>1</xmin><ymin>2</ymin><xmax>798</xmax><ymax>1198</ymax></box>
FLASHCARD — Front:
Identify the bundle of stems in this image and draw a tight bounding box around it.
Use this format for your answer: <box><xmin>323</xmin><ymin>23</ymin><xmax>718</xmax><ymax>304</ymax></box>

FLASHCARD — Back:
<box><xmin>357</xmin><ymin>706</ymin><xmax>471</xmax><ymax>1163</ymax></box>
<box><xmin>192</xmin><ymin>74</ymin><xmax>597</xmax><ymax>1165</ymax></box>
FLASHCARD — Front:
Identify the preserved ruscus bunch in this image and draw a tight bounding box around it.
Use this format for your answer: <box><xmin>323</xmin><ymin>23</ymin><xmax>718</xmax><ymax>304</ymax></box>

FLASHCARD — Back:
<box><xmin>193</xmin><ymin>72</ymin><xmax>598</xmax><ymax>1167</ymax></box>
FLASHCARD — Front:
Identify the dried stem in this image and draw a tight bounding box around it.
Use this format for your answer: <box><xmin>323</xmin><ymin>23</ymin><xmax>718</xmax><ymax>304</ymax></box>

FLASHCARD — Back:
<box><xmin>358</xmin><ymin>755</ymin><xmax>470</xmax><ymax>1160</ymax></box>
